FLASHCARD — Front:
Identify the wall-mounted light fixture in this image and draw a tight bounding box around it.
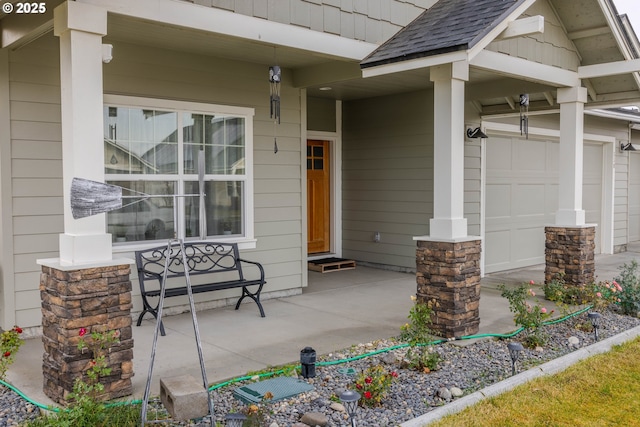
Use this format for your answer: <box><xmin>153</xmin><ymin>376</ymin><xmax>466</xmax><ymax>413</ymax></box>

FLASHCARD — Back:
<box><xmin>102</xmin><ymin>44</ymin><xmax>113</xmax><ymax>63</ymax></box>
<box><xmin>621</xmin><ymin>142</ymin><xmax>638</xmax><ymax>152</ymax></box>
<box><xmin>466</xmin><ymin>127</ymin><xmax>488</xmax><ymax>139</ymax></box>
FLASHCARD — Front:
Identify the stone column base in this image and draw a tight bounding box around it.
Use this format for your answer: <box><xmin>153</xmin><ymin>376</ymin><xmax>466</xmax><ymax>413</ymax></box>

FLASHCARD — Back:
<box><xmin>40</xmin><ymin>263</ymin><xmax>134</xmax><ymax>404</ymax></box>
<box><xmin>416</xmin><ymin>239</ymin><xmax>481</xmax><ymax>338</ymax></box>
<box><xmin>545</xmin><ymin>226</ymin><xmax>595</xmax><ymax>286</ymax></box>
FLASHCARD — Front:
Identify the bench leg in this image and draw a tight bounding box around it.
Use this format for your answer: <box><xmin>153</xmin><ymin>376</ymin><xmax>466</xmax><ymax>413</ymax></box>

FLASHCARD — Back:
<box><xmin>137</xmin><ymin>306</ymin><xmax>167</xmax><ymax>336</ymax></box>
<box><xmin>235</xmin><ymin>285</ymin><xmax>266</xmax><ymax>317</ymax></box>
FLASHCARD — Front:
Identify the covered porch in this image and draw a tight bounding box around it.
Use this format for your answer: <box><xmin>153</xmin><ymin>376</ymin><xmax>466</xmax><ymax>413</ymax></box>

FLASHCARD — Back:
<box><xmin>8</xmin><ymin>244</ymin><xmax>640</xmax><ymax>408</ymax></box>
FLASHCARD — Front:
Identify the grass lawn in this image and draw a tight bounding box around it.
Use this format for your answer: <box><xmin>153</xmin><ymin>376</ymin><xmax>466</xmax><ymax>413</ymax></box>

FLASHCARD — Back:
<box><xmin>427</xmin><ymin>336</ymin><xmax>640</xmax><ymax>427</ymax></box>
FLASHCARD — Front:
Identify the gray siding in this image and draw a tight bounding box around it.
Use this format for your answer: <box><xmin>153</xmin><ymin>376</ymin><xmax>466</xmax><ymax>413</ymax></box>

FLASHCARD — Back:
<box><xmin>178</xmin><ymin>0</ymin><xmax>432</xmax><ymax>44</ymax></box>
<box><xmin>342</xmin><ymin>91</ymin><xmax>484</xmax><ymax>270</ymax></box>
<box><xmin>342</xmin><ymin>90</ymin><xmax>433</xmax><ymax>269</ymax></box>
<box><xmin>8</xmin><ymin>34</ymin><xmax>62</xmax><ymax>328</ymax></box>
<box><xmin>4</xmin><ymin>33</ymin><xmax>305</xmax><ymax>328</ymax></box>
<box><xmin>487</xmin><ymin>0</ymin><xmax>581</xmax><ymax>71</ymax></box>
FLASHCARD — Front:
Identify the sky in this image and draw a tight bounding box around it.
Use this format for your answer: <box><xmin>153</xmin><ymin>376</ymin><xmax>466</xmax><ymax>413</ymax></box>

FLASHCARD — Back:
<box><xmin>614</xmin><ymin>0</ymin><xmax>640</xmax><ymax>36</ymax></box>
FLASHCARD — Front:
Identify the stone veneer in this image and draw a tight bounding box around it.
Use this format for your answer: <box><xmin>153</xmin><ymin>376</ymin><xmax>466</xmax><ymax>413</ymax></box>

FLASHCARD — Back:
<box><xmin>40</xmin><ymin>264</ymin><xmax>134</xmax><ymax>404</ymax></box>
<box><xmin>545</xmin><ymin>226</ymin><xmax>596</xmax><ymax>286</ymax></box>
<box><xmin>416</xmin><ymin>239</ymin><xmax>481</xmax><ymax>338</ymax></box>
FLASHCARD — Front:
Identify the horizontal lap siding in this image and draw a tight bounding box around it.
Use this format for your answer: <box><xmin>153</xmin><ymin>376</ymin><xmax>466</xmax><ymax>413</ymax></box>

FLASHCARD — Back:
<box><xmin>104</xmin><ymin>41</ymin><xmax>304</xmax><ymax>311</ymax></box>
<box><xmin>9</xmin><ymin>34</ymin><xmax>62</xmax><ymax>328</ymax></box>
<box><xmin>6</xmin><ymin>34</ymin><xmax>304</xmax><ymax>328</ymax></box>
<box><xmin>342</xmin><ymin>91</ymin><xmax>433</xmax><ymax>270</ymax></box>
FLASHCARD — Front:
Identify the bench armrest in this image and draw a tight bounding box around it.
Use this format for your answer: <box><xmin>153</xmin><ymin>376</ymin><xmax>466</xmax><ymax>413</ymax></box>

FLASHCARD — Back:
<box><xmin>238</xmin><ymin>258</ymin><xmax>266</xmax><ymax>282</ymax></box>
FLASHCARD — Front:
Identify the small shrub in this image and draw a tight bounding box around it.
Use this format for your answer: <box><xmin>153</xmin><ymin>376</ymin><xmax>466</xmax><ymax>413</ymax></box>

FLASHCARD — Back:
<box><xmin>499</xmin><ymin>283</ymin><xmax>552</xmax><ymax>348</ymax></box>
<box><xmin>0</xmin><ymin>326</ymin><xmax>24</xmax><ymax>381</ymax></box>
<box><xmin>400</xmin><ymin>296</ymin><xmax>436</xmax><ymax>345</ymax></box>
<box><xmin>405</xmin><ymin>345</ymin><xmax>441</xmax><ymax>373</ymax></box>
<box><xmin>353</xmin><ymin>365</ymin><xmax>398</xmax><ymax>407</ymax></box>
<box><xmin>614</xmin><ymin>260</ymin><xmax>640</xmax><ymax>316</ymax></box>
<box><xmin>69</xmin><ymin>328</ymin><xmax>120</xmax><ymax>402</ymax></box>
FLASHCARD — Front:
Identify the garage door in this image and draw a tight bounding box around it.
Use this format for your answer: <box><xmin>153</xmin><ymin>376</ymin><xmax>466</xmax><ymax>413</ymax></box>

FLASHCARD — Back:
<box><xmin>630</xmin><ymin>152</ymin><xmax>640</xmax><ymax>242</ymax></box>
<box><xmin>485</xmin><ymin>135</ymin><xmax>602</xmax><ymax>273</ymax></box>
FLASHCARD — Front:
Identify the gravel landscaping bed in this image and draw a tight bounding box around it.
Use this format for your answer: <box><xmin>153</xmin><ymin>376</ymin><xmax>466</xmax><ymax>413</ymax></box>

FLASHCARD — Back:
<box><xmin>2</xmin><ymin>308</ymin><xmax>639</xmax><ymax>426</ymax></box>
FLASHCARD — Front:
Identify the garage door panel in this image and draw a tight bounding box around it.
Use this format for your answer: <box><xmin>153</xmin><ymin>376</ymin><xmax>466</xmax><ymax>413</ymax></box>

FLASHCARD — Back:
<box><xmin>486</xmin><ymin>139</ymin><xmax>512</xmax><ymax>170</ymax></box>
<box><xmin>515</xmin><ymin>142</ymin><xmax>546</xmax><ymax>170</ymax></box>
<box><xmin>486</xmin><ymin>185</ymin><xmax>511</xmax><ymax>218</ymax></box>
<box><xmin>630</xmin><ymin>153</ymin><xmax>640</xmax><ymax>242</ymax></box>
<box><xmin>485</xmin><ymin>230</ymin><xmax>511</xmax><ymax>269</ymax></box>
<box><xmin>515</xmin><ymin>184</ymin><xmax>545</xmax><ymax>215</ymax></box>
<box><xmin>485</xmin><ymin>135</ymin><xmax>603</xmax><ymax>273</ymax></box>
<box><xmin>514</xmin><ymin>227</ymin><xmax>545</xmax><ymax>261</ymax></box>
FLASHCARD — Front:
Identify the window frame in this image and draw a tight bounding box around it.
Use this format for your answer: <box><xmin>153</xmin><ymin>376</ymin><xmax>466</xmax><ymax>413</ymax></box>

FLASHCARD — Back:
<box><xmin>104</xmin><ymin>95</ymin><xmax>256</xmax><ymax>251</ymax></box>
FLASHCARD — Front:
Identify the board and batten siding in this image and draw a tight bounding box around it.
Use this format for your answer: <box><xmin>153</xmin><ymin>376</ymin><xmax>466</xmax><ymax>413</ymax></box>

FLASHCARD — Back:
<box><xmin>175</xmin><ymin>0</ymin><xmax>432</xmax><ymax>45</ymax></box>
<box><xmin>2</xmin><ymin>33</ymin><xmax>305</xmax><ymax>329</ymax></box>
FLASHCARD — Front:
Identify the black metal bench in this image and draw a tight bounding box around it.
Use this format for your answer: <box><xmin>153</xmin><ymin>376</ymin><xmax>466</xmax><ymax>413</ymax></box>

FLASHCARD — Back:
<box><xmin>135</xmin><ymin>242</ymin><xmax>266</xmax><ymax>335</ymax></box>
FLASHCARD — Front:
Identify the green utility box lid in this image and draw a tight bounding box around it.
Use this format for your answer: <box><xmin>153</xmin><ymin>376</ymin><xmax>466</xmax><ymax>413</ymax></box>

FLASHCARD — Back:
<box><xmin>233</xmin><ymin>377</ymin><xmax>314</xmax><ymax>404</ymax></box>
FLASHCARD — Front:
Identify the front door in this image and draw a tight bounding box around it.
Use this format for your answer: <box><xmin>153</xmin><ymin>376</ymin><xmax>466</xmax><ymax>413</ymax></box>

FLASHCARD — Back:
<box><xmin>307</xmin><ymin>140</ymin><xmax>330</xmax><ymax>254</ymax></box>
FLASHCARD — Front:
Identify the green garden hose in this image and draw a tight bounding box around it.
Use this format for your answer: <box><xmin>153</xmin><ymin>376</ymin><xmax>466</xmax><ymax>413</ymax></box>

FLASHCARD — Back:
<box><xmin>1</xmin><ymin>304</ymin><xmax>595</xmax><ymax>412</ymax></box>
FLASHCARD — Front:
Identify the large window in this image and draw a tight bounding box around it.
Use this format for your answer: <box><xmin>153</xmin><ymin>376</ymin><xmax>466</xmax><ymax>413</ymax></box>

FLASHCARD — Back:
<box><xmin>103</xmin><ymin>96</ymin><xmax>254</xmax><ymax>245</ymax></box>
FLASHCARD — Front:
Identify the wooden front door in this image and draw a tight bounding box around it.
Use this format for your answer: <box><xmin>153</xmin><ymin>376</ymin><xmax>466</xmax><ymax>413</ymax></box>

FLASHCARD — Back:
<box><xmin>307</xmin><ymin>140</ymin><xmax>330</xmax><ymax>254</ymax></box>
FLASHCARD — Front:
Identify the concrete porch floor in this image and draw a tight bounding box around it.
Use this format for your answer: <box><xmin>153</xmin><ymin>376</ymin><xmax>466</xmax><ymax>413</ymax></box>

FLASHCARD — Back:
<box><xmin>7</xmin><ymin>243</ymin><xmax>640</xmax><ymax>409</ymax></box>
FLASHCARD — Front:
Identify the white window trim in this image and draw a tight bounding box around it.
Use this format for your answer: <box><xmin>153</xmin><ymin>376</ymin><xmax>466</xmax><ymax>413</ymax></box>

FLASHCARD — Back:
<box><xmin>104</xmin><ymin>94</ymin><xmax>256</xmax><ymax>251</ymax></box>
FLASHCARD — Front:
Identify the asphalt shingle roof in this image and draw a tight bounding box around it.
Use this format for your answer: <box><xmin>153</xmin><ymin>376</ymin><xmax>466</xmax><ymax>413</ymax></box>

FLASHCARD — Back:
<box><xmin>361</xmin><ymin>0</ymin><xmax>526</xmax><ymax>69</ymax></box>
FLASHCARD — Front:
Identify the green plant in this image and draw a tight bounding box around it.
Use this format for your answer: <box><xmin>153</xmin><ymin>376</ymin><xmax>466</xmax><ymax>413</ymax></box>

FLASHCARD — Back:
<box><xmin>69</xmin><ymin>328</ymin><xmax>120</xmax><ymax>403</ymax></box>
<box><xmin>499</xmin><ymin>283</ymin><xmax>552</xmax><ymax>348</ymax></box>
<box><xmin>587</xmin><ymin>280</ymin><xmax>622</xmax><ymax>311</ymax></box>
<box><xmin>614</xmin><ymin>260</ymin><xmax>640</xmax><ymax>316</ymax></box>
<box><xmin>23</xmin><ymin>402</ymin><xmax>141</xmax><ymax>427</ymax></box>
<box><xmin>0</xmin><ymin>326</ymin><xmax>23</xmax><ymax>381</ymax></box>
<box><xmin>400</xmin><ymin>295</ymin><xmax>436</xmax><ymax>345</ymax></box>
<box><xmin>353</xmin><ymin>365</ymin><xmax>398</xmax><ymax>407</ymax></box>
<box><xmin>405</xmin><ymin>345</ymin><xmax>441</xmax><ymax>373</ymax></box>
<box><xmin>242</xmin><ymin>403</ymin><xmax>271</xmax><ymax>426</ymax></box>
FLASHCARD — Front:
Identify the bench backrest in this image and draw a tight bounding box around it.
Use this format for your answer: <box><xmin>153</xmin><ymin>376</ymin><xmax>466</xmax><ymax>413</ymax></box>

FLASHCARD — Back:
<box><xmin>135</xmin><ymin>242</ymin><xmax>244</xmax><ymax>285</ymax></box>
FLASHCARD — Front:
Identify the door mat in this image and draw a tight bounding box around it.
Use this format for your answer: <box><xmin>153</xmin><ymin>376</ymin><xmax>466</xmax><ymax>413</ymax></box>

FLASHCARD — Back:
<box><xmin>308</xmin><ymin>257</ymin><xmax>356</xmax><ymax>273</ymax></box>
<box><xmin>233</xmin><ymin>377</ymin><xmax>314</xmax><ymax>404</ymax></box>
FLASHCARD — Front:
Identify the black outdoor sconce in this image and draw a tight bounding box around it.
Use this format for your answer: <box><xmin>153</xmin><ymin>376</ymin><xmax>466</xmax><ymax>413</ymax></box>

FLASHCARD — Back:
<box><xmin>466</xmin><ymin>127</ymin><xmax>488</xmax><ymax>139</ymax></box>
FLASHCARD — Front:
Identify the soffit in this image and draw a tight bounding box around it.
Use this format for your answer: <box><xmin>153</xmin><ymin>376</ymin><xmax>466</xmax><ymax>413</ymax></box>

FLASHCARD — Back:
<box><xmin>102</xmin><ymin>3</ymin><xmax>638</xmax><ymax>106</ymax></box>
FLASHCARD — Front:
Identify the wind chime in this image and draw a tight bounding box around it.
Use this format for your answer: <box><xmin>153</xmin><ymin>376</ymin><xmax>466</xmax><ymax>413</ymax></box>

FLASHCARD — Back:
<box><xmin>519</xmin><ymin>93</ymin><xmax>529</xmax><ymax>139</ymax></box>
<box><xmin>269</xmin><ymin>65</ymin><xmax>281</xmax><ymax>153</ymax></box>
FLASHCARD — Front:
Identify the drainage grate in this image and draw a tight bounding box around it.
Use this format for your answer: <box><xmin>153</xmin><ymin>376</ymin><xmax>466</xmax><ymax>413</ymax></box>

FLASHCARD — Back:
<box><xmin>233</xmin><ymin>377</ymin><xmax>314</xmax><ymax>404</ymax></box>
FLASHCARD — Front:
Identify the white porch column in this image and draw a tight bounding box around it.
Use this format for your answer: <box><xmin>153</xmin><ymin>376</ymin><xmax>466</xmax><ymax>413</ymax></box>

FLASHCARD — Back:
<box><xmin>54</xmin><ymin>2</ymin><xmax>111</xmax><ymax>265</ymax></box>
<box><xmin>555</xmin><ymin>86</ymin><xmax>588</xmax><ymax>226</ymax></box>
<box><xmin>429</xmin><ymin>62</ymin><xmax>468</xmax><ymax>239</ymax></box>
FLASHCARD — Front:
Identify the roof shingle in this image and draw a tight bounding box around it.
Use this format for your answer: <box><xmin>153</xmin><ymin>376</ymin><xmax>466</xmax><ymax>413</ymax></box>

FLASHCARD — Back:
<box><xmin>361</xmin><ymin>0</ymin><xmax>526</xmax><ymax>69</ymax></box>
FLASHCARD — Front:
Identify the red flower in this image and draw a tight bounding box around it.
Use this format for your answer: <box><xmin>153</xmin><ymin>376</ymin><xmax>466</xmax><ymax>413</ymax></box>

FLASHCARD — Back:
<box><xmin>391</xmin><ymin>371</ymin><xmax>398</xmax><ymax>378</ymax></box>
<box><xmin>13</xmin><ymin>327</ymin><xmax>22</xmax><ymax>334</ymax></box>
<box><xmin>3</xmin><ymin>351</ymin><xmax>10</xmax><ymax>357</ymax></box>
<box><xmin>79</xmin><ymin>328</ymin><xmax>87</xmax><ymax>337</ymax></box>
<box><xmin>356</xmin><ymin>383</ymin><xmax>362</xmax><ymax>389</ymax></box>
<box><xmin>364</xmin><ymin>391</ymin><xmax>372</xmax><ymax>399</ymax></box>
<box><xmin>364</xmin><ymin>377</ymin><xmax>372</xmax><ymax>384</ymax></box>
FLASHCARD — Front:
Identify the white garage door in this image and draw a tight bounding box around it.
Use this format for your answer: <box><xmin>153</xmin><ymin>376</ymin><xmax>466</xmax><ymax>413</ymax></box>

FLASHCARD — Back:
<box><xmin>485</xmin><ymin>135</ymin><xmax>602</xmax><ymax>273</ymax></box>
<box><xmin>630</xmin><ymin>152</ymin><xmax>640</xmax><ymax>242</ymax></box>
